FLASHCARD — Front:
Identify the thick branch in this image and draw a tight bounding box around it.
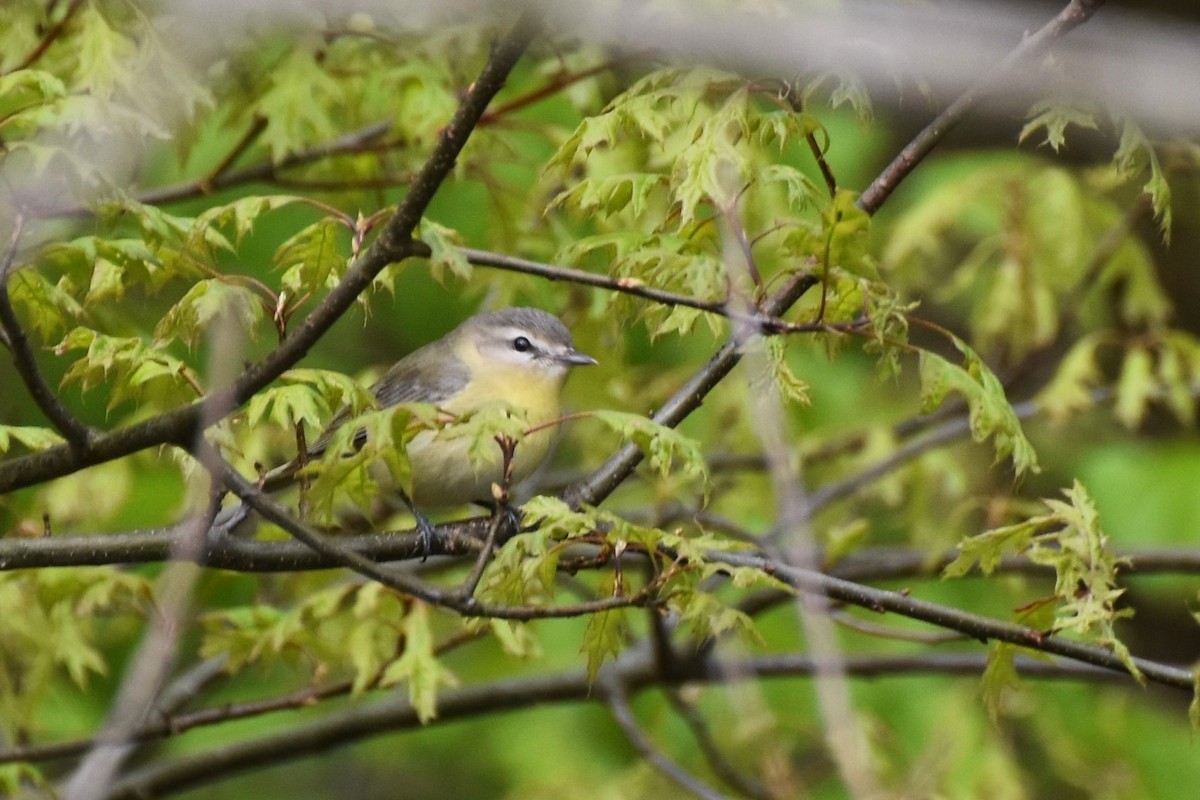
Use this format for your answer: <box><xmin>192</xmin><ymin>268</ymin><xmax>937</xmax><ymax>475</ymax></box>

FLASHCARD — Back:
<box><xmin>99</xmin><ymin>649</ymin><xmax>1149</xmax><ymax>799</ymax></box>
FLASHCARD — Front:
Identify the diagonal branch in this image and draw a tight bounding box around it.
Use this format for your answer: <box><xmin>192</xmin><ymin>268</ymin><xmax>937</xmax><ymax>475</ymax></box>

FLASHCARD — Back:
<box><xmin>602</xmin><ymin>676</ymin><xmax>730</xmax><ymax>800</ymax></box>
<box><xmin>0</xmin><ymin>16</ymin><xmax>539</xmax><ymax>496</ymax></box>
<box><xmin>706</xmin><ymin>549</ymin><xmax>1194</xmax><ymax>691</ymax></box>
<box><xmin>0</xmin><ymin>214</ymin><xmax>97</xmax><ymax>450</ymax></box>
<box><xmin>564</xmin><ymin>270</ymin><xmax>819</xmax><ymax>509</ymax></box>
<box><xmin>857</xmin><ymin>0</ymin><xmax>1106</xmax><ymax>214</ymax></box>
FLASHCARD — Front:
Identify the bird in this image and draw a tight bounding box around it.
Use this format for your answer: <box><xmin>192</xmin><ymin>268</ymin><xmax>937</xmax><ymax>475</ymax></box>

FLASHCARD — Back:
<box><xmin>217</xmin><ymin>307</ymin><xmax>597</xmax><ymax>553</ymax></box>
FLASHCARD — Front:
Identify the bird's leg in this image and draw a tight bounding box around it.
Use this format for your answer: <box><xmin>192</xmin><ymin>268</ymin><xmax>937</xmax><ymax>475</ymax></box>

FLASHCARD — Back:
<box><xmin>396</xmin><ymin>487</ymin><xmax>439</xmax><ymax>561</ymax></box>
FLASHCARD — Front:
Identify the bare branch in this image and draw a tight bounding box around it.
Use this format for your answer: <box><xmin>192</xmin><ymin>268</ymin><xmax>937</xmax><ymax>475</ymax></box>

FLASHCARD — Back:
<box><xmin>5</xmin><ymin>0</ymin><xmax>87</xmax><ymax>74</ymax></box>
<box><xmin>663</xmin><ymin>688</ymin><xmax>771</xmax><ymax>800</ymax></box>
<box><xmin>602</xmin><ymin>676</ymin><xmax>731</xmax><ymax>800</ymax></box>
<box><xmin>857</xmin><ymin>0</ymin><xmax>1106</xmax><ymax>214</ymax></box>
<box><xmin>706</xmin><ymin>549</ymin><xmax>1195</xmax><ymax>691</ymax></box>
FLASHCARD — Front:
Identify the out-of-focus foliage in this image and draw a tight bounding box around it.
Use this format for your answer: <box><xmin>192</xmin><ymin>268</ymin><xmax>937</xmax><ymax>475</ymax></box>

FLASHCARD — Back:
<box><xmin>2</xmin><ymin>2</ymin><xmax>1200</xmax><ymax>799</ymax></box>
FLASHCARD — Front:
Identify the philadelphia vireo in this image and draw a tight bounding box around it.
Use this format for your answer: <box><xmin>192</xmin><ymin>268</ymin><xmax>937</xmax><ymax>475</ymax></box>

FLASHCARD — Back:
<box><xmin>221</xmin><ymin>307</ymin><xmax>596</xmax><ymax>546</ymax></box>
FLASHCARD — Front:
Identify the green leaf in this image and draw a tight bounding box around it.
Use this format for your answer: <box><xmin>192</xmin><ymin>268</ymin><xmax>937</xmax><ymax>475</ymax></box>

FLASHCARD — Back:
<box><xmin>6</xmin><ymin>267</ymin><xmax>85</xmax><ymax>340</ymax></box>
<box><xmin>378</xmin><ymin>602</ymin><xmax>457</xmax><ymax>723</ymax></box>
<box><xmin>590</xmin><ymin>409</ymin><xmax>710</xmax><ymax>485</ymax></box>
<box><xmin>1114</xmin><ymin>345</ymin><xmax>1154</xmax><ymax>429</ymax></box>
<box><xmin>154</xmin><ymin>279</ymin><xmax>264</xmax><ymax>349</ymax></box>
<box><xmin>801</xmin><ymin>70</ymin><xmax>874</xmax><ymax>122</ymax></box>
<box><xmin>419</xmin><ymin>219</ymin><xmax>472</xmax><ymax>283</ymax></box>
<box><xmin>195</xmin><ymin>195</ymin><xmax>305</xmax><ymax>252</ymax></box>
<box><xmin>582</xmin><ymin>578</ymin><xmax>627</xmax><ymax>685</ymax></box>
<box><xmin>1019</xmin><ymin>98</ymin><xmax>1099</xmax><ymax>152</ymax></box>
<box><xmin>276</xmin><ymin>218</ymin><xmax>348</xmax><ymax>297</ymax></box>
<box><xmin>1036</xmin><ymin>333</ymin><xmax>1104</xmax><ymax>424</ymax></box>
<box><xmin>0</xmin><ymin>425</ymin><xmax>65</xmax><ymax>454</ymax></box>
<box><xmin>55</xmin><ymin>328</ymin><xmax>200</xmax><ymax>412</ymax></box>
<box><xmin>74</xmin><ymin>3</ymin><xmax>138</xmax><ymax>98</ymax></box>
<box><xmin>942</xmin><ymin>518</ymin><xmax>1041</xmax><ymax>578</ymax></box>
<box><xmin>1113</xmin><ymin>118</ymin><xmax>1172</xmax><ymax>241</ymax></box>
<box><xmin>980</xmin><ymin>643</ymin><xmax>1021</xmax><ymax>721</ymax></box>
<box><xmin>917</xmin><ymin>335</ymin><xmax>1039</xmax><ymax>475</ymax></box>
<box><xmin>254</xmin><ymin>47</ymin><xmax>344</xmax><ymax>161</ymax></box>
<box><xmin>759</xmin><ymin>336</ymin><xmax>810</xmax><ymax>406</ymax></box>
<box><xmin>245</xmin><ymin>369</ymin><xmax>373</xmax><ymax>433</ymax></box>
<box><xmin>302</xmin><ymin>404</ymin><xmax>441</xmax><ymax>522</ymax></box>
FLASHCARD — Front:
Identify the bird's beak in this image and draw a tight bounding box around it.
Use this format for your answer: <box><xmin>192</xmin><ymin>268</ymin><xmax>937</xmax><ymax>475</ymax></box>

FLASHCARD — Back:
<box><xmin>559</xmin><ymin>348</ymin><xmax>598</xmax><ymax>366</ymax></box>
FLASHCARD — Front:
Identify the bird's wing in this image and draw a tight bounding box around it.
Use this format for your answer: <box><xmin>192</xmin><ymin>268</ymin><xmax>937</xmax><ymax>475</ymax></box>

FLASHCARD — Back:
<box><xmin>306</xmin><ymin>352</ymin><xmax>471</xmax><ymax>458</ymax></box>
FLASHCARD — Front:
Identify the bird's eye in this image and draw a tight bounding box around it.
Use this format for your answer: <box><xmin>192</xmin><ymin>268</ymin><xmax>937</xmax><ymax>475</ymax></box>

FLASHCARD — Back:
<box><xmin>512</xmin><ymin>336</ymin><xmax>532</xmax><ymax>353</ymax></box>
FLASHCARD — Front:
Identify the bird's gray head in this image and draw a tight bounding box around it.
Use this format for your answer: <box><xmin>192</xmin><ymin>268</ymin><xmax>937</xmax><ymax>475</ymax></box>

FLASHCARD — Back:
<box><xmin>461</xmin><ymin>307</ymin><xmax>597</xmax><ymax>379</ymax></box>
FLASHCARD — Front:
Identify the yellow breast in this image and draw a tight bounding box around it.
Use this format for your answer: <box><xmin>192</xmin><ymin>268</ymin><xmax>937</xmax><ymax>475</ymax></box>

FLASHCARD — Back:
<box><xmin>407</xmin><ymin>355</ymin><xmax>565</xmax><ymax>507</ymax></box>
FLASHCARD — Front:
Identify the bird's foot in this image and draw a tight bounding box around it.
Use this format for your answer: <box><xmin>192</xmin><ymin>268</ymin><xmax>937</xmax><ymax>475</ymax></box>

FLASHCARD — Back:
<box><xmin>413</xmin><ymin>508</ymin><xmax>439</xmax><ymax>561</ymax></box>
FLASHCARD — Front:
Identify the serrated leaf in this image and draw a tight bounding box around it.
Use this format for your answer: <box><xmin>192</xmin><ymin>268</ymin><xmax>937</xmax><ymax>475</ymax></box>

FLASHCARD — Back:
<box><xmin>245</xmin><ymin>369</ymin><xmax>372</xmax><ymax>435</ymax></box>
<box><xmin>943</xmin><ymin>518</ymin><xmax>1041</xmax><ymax>578</ymax></box>
<box><xmin>378</xmin><ymin>602</ymin><xmax>457</xmax><ymax>723</ymax></box>
<box><xmin>255</xmin><ymin>47</ymin><xmax>343</xmax><ymax>161</ymax></box>
<box><xmin>0</xmin><ymin>425</ymin><xmax>65</xmax><ymax>453</ymax></box>
<box><xmin>155</xmin><ymin>279</ymin><xmax>264</xmax><ymax>349</ymax></box>
<box><xmin>1114</xmin><ymin>118</ymin><xmax>1172</xmax><ymax>242</ymax></box>
<box><xmin>419</xmin><ymin>219</ymin><xmax>472</xmax><ymax>283</ymax></box>
<box><xmin>917</xmin><ymin>335</ymin><xmax>1039</xmax><ymax>474</ymax></box>
<box><xmin>590</xmin><ymin>409</ymin><xmax>709</xmax><ymax>486</ymax></box>
<box><xmin>276</xmin><ymin>218</ymin><xmax>348</xmax><ymax>297</ymax></box>
<box><xmin>7</xmin><ymin>267</ymin><xmax>85</xmax><ymax>340</ymax></box>
<box><xmin>1019</xmin><ymin>99</ymin><xmax>1099</xmax><ymax>152</ymax></box>
<box><xmin>582</xmin><ymin>578</ymin><xmax>627</xmax><ymax>685</ymax></box>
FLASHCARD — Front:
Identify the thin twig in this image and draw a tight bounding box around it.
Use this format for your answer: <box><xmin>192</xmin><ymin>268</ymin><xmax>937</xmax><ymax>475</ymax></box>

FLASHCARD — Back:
<box><xmin>564</xmin><ymin>270</ymin><xmax>820</xmax><ymax>509</ymax></box>
<box><xmin>857</xmin><ymin>0</ymin><xmax>1107</xmax><ymax>214</ymax></box>
<box><xmin>6</xmin><ymin>0</ymin><xmax>87</xmax><ymax>74</ymax></box>
<box><xmin>478</xmin><ymin>60</ymin><xmax>617</xmax><ymax>125</ymax></box>
<box><xmin>602</xmin><ymin>676</ymin><xmax>731</xmax><ymax>800</ymax></box>
<box><xmin>663</xmin><ymin>687</ymin><xmax>771</xmax><ymax>800</ymax></box>
<box><xmin>199</xmin><ymin>117</ymin><xmax>269</xmax><ymax>191</ymax></box>
<box><xmin>707</xmin><ymin>549</ymin><xmax>1195</xmax><ymax>691</ymax></box>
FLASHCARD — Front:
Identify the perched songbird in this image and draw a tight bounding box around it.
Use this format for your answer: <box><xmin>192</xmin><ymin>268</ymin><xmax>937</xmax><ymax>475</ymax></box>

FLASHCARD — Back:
<box><xmin>218</xmin><ymin>307</ymin><xmax>596</xmax><ymax>549</ymax></box>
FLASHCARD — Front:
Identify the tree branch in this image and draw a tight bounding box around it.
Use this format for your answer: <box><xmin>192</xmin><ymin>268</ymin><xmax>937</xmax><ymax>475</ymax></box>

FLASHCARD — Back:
<box><xmin>0</xmin><ymin>16</ymin><xmax>539</xmax><ymax>495</ymax></box>
<box><xmin>856</xmin><ymin>0</ymin><xmax>1106</xmax><ymax>214</ymax></box>
<box><xmin>564</xmin><ymin>269</ymin><xmax>820</xmax><ymax>509</ymax></box>
<box><xmin>0</xmin><ymin>213</ymin><xmax>97</xmax><ymax>450</ymax></box>
<box><xmin>98</xmin><ymin>649</ymin><xmax>1150</xmax><ymax>799</ymax></box>
<box><xmin>602</xmin><ymin>676</ymin><xmax>730</xmax><ymax>800</ymax></box>
<box><xmin>5</xmin><ymin>0</ymin><xmax>87</xmax><ymax>74</ymax></box>
<box><xmin>707</xmin><ymin>550</ymin><xmax>1195</xmax><ymax>691</ymax></box>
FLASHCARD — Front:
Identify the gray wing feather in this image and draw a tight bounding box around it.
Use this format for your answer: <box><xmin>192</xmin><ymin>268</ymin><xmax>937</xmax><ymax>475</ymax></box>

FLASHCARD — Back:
<box><xmin>306</xmin><ymin>345</ymin><xmax>470</xmax><ymax>458</ymax></box>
